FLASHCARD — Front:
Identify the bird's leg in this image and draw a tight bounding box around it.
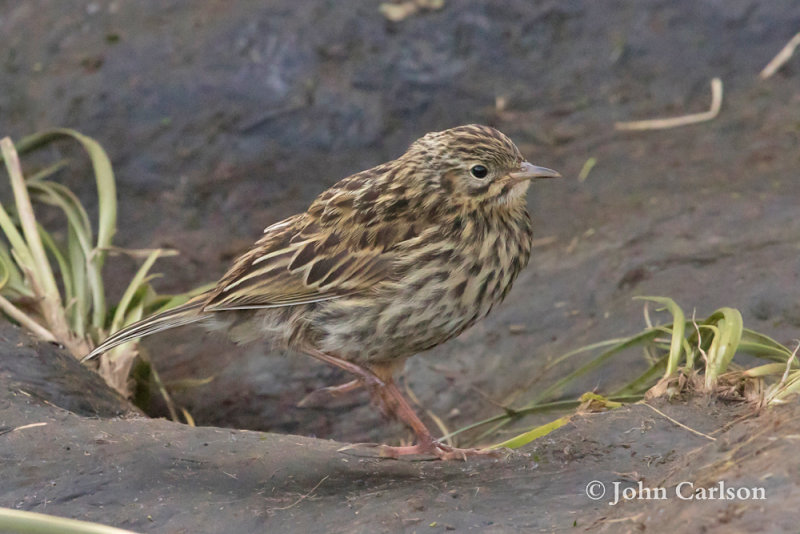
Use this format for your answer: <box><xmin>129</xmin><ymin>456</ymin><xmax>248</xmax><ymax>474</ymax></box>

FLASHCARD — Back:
<box><xmin>300</xmin><ymin>346</ymin><xmax>386</xmax><ymax>389</ymax></box>
<box><xmin>300</xmin><ymin>347</ymin><xmax>501</xmax><ymax>460</ymax></box>
<box><xmin>297</xmin><ymin>379</ymin><xmax>362</xmax><ymax>408</ymax></box>
<box><xmin>368</xmin><ymin>371</ymin><xmax>502</xmax><ymax>461</ymax></box>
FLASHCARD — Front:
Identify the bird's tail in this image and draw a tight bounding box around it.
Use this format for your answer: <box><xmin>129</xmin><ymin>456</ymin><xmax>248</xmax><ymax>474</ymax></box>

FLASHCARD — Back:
<box><xmin>82</xmin><ymin>299</ymin><xmax>208</xmax><ymax>362</ymax></box>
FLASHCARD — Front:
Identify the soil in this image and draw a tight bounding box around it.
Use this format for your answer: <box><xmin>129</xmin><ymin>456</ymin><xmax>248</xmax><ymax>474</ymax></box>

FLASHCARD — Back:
<box><xmin>1</xmin><ymin>0</ymin><xmax>800</xmax><ymax>532</ymax></box>
<box><xmin>3</xmin><ymin>325</ymin><xmax>800</xmax><ymax>533</ymax></box>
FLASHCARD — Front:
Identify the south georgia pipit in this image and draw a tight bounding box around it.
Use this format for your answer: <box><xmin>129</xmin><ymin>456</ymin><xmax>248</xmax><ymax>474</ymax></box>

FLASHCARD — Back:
<box><xmin>85</xmin><ymin>124</ymin><xmax>560</xmax><ymax>460</ymax></box>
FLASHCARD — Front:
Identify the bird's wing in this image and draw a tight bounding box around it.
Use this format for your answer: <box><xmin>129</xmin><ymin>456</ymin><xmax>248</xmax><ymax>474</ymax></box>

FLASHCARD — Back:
<box><xmin>201</xmin><ymin>186</ymin><xmax>422</xmax><ymax>311</ymax></box>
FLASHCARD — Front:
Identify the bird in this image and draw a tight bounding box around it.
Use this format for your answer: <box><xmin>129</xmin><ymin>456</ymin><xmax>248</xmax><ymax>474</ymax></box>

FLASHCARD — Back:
<box><xmin>84</xmin><ymin>124</ymin><xmax>560</xmax><ymax>460</ymax></box>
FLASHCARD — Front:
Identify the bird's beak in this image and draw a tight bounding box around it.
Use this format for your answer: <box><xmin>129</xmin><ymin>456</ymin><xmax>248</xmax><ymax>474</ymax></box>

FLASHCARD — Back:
<box><xmin>509</xmin><ymin>161</ymin><xmax>561</xmax><ymax>181</ymax></box>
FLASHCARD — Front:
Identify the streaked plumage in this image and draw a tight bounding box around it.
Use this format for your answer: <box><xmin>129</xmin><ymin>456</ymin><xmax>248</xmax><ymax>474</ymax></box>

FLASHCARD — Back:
<box><xmin>85</xmin><ymin>124</ymin><xmax>559</xmax><ymax>459</ymax></box>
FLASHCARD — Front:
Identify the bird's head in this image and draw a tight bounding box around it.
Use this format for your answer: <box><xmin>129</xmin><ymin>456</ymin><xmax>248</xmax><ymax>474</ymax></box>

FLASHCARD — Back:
<box><xmin>403</xmin><ymin>124</ymin><xmax>560</xmax><ymax>211</ymax></box>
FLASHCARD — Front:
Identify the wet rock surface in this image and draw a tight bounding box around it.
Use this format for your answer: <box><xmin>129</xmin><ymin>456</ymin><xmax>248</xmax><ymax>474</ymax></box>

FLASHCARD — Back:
<box><xmin>1</xmin><ymin>0</ymin><xmax>800</xmax><ymax>531</ymax></box>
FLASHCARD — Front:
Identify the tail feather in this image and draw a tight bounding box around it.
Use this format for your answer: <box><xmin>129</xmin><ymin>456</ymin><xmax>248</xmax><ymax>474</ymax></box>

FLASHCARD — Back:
<box><xmin>82</xmin><ymin>300</ymin><xmax>208</xmax><ymax>362</ymax></box>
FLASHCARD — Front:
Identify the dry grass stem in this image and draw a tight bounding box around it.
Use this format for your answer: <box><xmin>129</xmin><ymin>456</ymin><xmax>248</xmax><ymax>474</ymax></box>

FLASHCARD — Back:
<box><xmin>778</xmin><ymin>341</ymin><xmax>800</xmax><ymax>386</ymax></box>
<box><xmin>0</xmin><ymin>294</ymin><xmax>56</xmax><ymax>342</ymax></box>
<box><xmin>577</xmin><ymin>157</ymin><xmax>596</xmax><ymax>182</ymax></box>
<box><xmin>531</xmin><ymin>235</ymin><xmax>557</xmax><ymax>247</ymax></box>
<box><xmin>692</xmin><ymin>311</ymin><xmax>710</xmax><ymax>372</ymax></box>
<box><xmin>11</xmin><ymin>422</ymin><xmax>47</xmax><ymax>432</ymax></box>
<box><xmin>269</xmin><ymin>475</ymin><xmax>329</xmax><ymax>512</ymax></box>
<box><xmin>2</xmin><ymin>141</ymin><xmax>66</xmax><ymax>329</ymax></box>
<box><xmin>642</xmin><ymin>301</ymin><xmax>653</xmax><ymax>329</ymax></box>
<box><xmin>615</xmin><ymin>78</ymin><xmax>722</xmax><ymax>131</ymax></box>
<box><xmin>1</xmin><ymin>138</ymin><xmax>91</xmax><ymax>356</ymax></box>
<box><xmin>380</xmin><ymin>0</ymin><xmax>444</xmax><ymax>21</ymax></box>
<box><xmin>101</xmin><ymin>246</ymin><xmax>179</xmax><ymax>258</ymax></box>
<box><xmin>404</xmin><ymin>378</ymin><xmax>452</xmax><ymax>445</ymax></box>
<box><xmin>642</xmin><ymin>402</ymin><xmax>716</xmax><ymax>441</ymax></box>
<box><xmin>759</xmin><ymin>32</ymin><xmax>800</xmax><ymax>79</ymax></box>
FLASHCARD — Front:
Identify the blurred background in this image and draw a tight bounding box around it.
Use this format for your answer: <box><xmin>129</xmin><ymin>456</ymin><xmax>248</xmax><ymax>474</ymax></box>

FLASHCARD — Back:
<box><xmin>1</xmin><ymin>0</ymin><xmax>799</xmax><ymax>444</ymax></box>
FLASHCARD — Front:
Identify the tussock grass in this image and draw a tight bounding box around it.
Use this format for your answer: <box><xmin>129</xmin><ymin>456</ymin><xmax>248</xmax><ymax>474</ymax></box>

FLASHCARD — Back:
<box><xmin>465</xmin><ymin>296</ymin><xmax>798</xmax><ymax>450</ymax></box>
<box><xmin>0</xmin><ymin>130</ymin><xmax>205</xmax><ymax>397</ymax></box>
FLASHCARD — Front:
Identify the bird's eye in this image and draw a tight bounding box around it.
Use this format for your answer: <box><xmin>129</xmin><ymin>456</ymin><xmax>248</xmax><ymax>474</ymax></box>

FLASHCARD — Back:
<box><xmin>470</xmin><ymin>165</ymin><xmax>488</xmax><ymax>179</ymax></box>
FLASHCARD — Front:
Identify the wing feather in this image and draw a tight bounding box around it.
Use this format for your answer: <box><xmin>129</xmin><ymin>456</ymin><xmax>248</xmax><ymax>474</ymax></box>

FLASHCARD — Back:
<box><xmin>201</xmin><ymin>195</ymin><xmax>411</xmax><ymax>311</ymax></box>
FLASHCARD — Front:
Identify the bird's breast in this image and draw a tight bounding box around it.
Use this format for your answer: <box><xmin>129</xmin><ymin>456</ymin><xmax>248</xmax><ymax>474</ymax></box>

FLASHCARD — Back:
<box><xmin>310</xmin><ymin>209</ymin><xmax>533</xmax><ymax>363</ymax></box>
<box><xmin>447</xmin><ymin>209</ymin><xmax>533</xmax><ymax>318</ymax></box>
<box><xmin>380</xmin><ymin>209</ymin><xmax>532</xmax><ymax>340</ymax></box>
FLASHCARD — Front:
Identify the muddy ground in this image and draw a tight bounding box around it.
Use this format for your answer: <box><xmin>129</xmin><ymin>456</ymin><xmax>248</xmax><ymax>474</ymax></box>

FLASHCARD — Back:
<box><xmin>1</xmin><ymin>0</ymin><xmax>800</xmax><ymax>532</ymax></box>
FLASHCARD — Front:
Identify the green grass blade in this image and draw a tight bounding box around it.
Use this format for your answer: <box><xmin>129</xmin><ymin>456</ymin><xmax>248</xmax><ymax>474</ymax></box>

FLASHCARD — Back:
<box><xmin>523</xmin><ymin>328</ymin><xmax>663</xmax><ymax>408</ymax></box>
<box><xmin>634</xmin><ymin>296</ymin><xmax>685</xmax><ymax>376</ymax></box>
<box><xmin>540</xmin><ymin>338</ymin><xmax>631</xmax><ymax>372</ymax></box>
<box><xmin>744</xmin><ymin>363</ymin><xmax>795</xmax><ymax>377</ymax></box>
<box><xmin>0</xmin><ymin>241</ymin><xmax>32</xmax><ymax>297</ymax></box>
<box><xmin>26</xmin><ymin>159</ymin><xmax>70</xmax><ymax>182</ymax></box>
<box><xmin>123</xmin><ymin>300</ymin><xmax>145</xmax><ymax>327</ymax></box>
<box><xmin>740</xmin><ymin>329</ymin><xmax>794</xmax><ymax>359</ymax></box>
<box><xmin>0</xmin><ymin>255</ymin><xmax>9</xmax><ymax>291</ymax></box>
<box><xmin>1</xmin><ymin>138</ymin><xmax>63</xmax><ymax>306</ymax></box>
<box><xmin>703</xmin><ymin>308</ymin><xmax>743</xmax><ymax>386</ymax></box>
<box><xmin>503</xmin><ymin>338</ymin><xmax>632</xmax><ymax>401</ymax></box>
<box><xmin>147</xmin><ymin>282</ymin><xmax>216</xmax><ymax>314</ymax></box>
<box><xmin>445</xmin><ymin>394</ymin><xmax>644</xmax><ymax>445</ymax></box>
<box><xmin>682</xmin><ymin>336</ymin><xmax>696</xmax><ymax>369</ymax></box>
<box><xmin>15</xmin><ymin>129</ymin><xmax>118</xmax><ymax>328</ymax></box>
<box><xmin>26</xmin><ymin>180</ymin><xmax>98</xmax><ymax>335</ymax></box>
<box><xmin>611</xmin><ymin>353</ymin><xmax>669</xmax><ymax>396</ymax></box>
<box><xmin>488</xmin><ymin>392</ymin><xmax>624</xmax><ymax>450</ymax></box>
<box><xmin>0</xmin><ymin>201</ymin><xmax>36</xmax><ymax>278</ymax></box>
<box><xmin>771</xmin><ymin>372</ymin><xmax>800</xmax><ymax>403</ymax></box>
<box><xmin>109</xmin><ymin>249</ymin><xmax>164</xmax><ymax>334</ymax></box>
<box><xmin>488</xmin><ymin>415</ymin><xmax>572</xmax><ymax>450</ymax></box>
<box><xmin>15</xmin><ymin>129</ymin><xmax>116</xmax><ymax>244</ymax></box>
<box><xmin>36</xmin><ymin>224</ymin><xmax>74</xmax><ymax>306</ymax></box>
<box><xmin>67</xmin><ymin>226</ymin><xmax>89</xmax><ymax>335</ymax></box>
<box><xmin>106</xmin><ymin>301</ymin><xmax>146</xmax><ymax>363</ymax></box>
<box><xmin>0</xmin><ymin>506</ymin><xmax>140</xmax><ymax>534</ymax></box>
<box><xmin>28</xmin><ymin>181</ymin><xmax>93</xmax><ymax>240</ymax></box>
<box><xmin>738</xmin><ymin>341</ymin><xmax>793</xmax><ymax>362</ymax></box>
<box><xmin>1</xmin><ymin>137</ymin><xmax>72</xmax><ymax>346</ymax></box>
<box><xmin>441</xmin><ymin>399</ymin><xmax>579</xmax><ymax>442</ymax></box>
<box><xmin>468</xmin><ymin>328</ymin><xmax>665</xmax><ymax>444</ymax></box>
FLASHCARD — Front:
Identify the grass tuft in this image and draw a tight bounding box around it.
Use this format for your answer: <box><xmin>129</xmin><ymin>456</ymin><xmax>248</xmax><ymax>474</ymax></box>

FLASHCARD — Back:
<box><xmin>467</xmin><ymin>297</ymin><xmax>797</xmax><ymax>450</ymax></box>
<box><xmin>0</xmin><ymin>130</ymin><xmax>204</xmax><ymax>398</ymax></box>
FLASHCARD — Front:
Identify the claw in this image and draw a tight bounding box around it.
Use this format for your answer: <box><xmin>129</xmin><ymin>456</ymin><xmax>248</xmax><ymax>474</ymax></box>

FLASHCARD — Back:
<box><xmin>378</xmin><ymin>440</ymin><xmax>508</xmax><ymax>461</ymax></box>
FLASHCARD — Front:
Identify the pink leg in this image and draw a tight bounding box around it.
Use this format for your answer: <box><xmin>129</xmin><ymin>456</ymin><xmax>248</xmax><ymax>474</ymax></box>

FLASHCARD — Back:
<box><xmin>301</xmin><ymin>346</ymin><xmax>502</xmax><ymax>460</ymax></box>
<box><xmin>372</xmin><ymin>377</ymin><xmax>502</xmax><ymax>460</ymax></box>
